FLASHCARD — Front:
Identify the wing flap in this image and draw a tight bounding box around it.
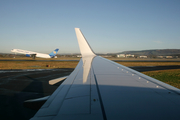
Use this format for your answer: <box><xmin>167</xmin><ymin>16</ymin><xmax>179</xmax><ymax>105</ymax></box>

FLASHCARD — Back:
<box><xmin>49</xmin><ymin>76</ymin><xmax>68</xmax><ymax>85</ymax></box>
<box><xmin>32</xmin><ymin>61</ymin><xmax>83</xmax><ymax>118</ymax></box>
<box><xmin>59</xmin><ymin>96</ymin><xmax>90</xmax><ymax>114</ymax></box>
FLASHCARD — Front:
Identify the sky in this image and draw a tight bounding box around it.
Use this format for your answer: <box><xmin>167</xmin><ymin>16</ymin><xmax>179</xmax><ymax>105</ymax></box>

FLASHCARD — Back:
<box><xmin>0</xmin><ymin>0</ymin><xmax>180</xmax><ymax>54</ymax></box>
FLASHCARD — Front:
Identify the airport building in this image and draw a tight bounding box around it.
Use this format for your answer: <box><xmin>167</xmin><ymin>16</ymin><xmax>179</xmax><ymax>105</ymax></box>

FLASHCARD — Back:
<box><xmin>117</xmin><ymin>54</ymin><xmax>135</xmax><ymax>58</ymax></box>
<box><xmin>139</xmin><ymin>56</ymin><xmax>148</xmax><ymax>58</ymax></box>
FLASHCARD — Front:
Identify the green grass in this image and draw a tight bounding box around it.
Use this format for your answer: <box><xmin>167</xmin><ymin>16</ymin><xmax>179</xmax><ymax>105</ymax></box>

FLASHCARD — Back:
<box><xmin>116</xmin><ymin>61</ymin><xmax>180</xmax><ymax>66</ymax></box>
<box><xmin>142</xmin><ymin>69</ymin><xmax>180</xmax><ymax>89</ymax></box>
<box><xmin>1</xmin><ymin>60</ymin><xmax>180</xmax><ymax>89</ymax></box>
<box><xmin>1</xmin><ymin>60</ymin><xmax>180</xmax><ymax>69</ymax></box>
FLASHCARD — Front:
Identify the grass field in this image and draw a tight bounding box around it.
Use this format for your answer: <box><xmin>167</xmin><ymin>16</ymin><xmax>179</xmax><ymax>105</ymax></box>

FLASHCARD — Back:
<box><xmin>1</xmin><ymin>60</ymin><xmax>180</xmax><ymax>69</ymax></box>
<box><xmin>116</xmin><ymin>61</ymin><xmax>180</xmax><ymax>66</ymax></box>
<box><xmin>0</xmin><ymin>61</ymin><xmax>78</xmax><ymax>69</ymax></box>
<box><xmin>0</xmin><ymin>59</ymin><xmax>180</xmax><ymax>89</ymax></box>
<box><xmin>142</xmin><ymin>69</ymin><xmax>180</xmax><ymax>89</ymax></box>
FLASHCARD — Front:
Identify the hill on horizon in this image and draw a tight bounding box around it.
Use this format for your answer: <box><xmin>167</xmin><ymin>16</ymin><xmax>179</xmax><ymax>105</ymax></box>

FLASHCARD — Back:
<box><xmin>118</xmin><ymin>49</ymin><xmax>180</xmax><ymax>56</ymax></box>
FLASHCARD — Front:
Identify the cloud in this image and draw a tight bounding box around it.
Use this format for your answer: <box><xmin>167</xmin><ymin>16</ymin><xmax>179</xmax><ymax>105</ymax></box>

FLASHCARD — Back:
<box><xmin>153</xmin><ymin>41</ymin><xmax>162</xmax><ymax>44</ymax></box>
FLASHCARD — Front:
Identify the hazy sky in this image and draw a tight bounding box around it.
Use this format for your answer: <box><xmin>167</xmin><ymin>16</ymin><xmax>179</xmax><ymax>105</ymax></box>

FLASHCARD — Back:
<box><xmin>0</xmin><ymin>0</ymin><xmax>180</xmax><ymax>54</ymax></box>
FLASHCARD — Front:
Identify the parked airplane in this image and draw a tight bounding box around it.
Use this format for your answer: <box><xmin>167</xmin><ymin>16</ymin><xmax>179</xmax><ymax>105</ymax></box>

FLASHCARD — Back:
<box><xmin>11</xmin><ymin>48</ymin><xmax>59</xmax><ymax>59</ymax></box>
<box><xmin>30</xmin><ymin>28</ymin><xmax>180</xmax><ymax>120</ymax></box>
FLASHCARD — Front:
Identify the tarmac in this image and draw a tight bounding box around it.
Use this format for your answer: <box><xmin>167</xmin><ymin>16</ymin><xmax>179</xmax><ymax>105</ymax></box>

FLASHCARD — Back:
<box><xmin>0</xmin><ymin>65</ymin><xmax>180</xmax><ymax>120</ymax></box>
<box><xmin>0</xmin><ymin>68</ymin><xmax>73</xmax><ymax>120</ymax></box>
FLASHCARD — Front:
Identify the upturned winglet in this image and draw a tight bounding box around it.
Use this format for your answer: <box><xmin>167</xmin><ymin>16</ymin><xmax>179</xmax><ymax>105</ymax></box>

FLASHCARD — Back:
<box><xmin>75</xmin><ymin>28</ymin><xmax>96</xmax><ymax>57</ymax></box>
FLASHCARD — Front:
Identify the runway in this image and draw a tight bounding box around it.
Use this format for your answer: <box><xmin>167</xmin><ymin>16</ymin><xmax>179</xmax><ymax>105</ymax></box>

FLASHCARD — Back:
<box><xmin>0</xmin><ymin>60</ymin><xmax>79</xmax><ymax>62</ymax></box>
<box><xmin>0</xmin><ymin>66</ymin><xmax>180</xmax><ymax>120</ymax></box>
<box><xmin>0</xmin><ymin>68</ymin><xmax>73</xmax><ymax>120</ymax></box>
<box><xmin>0</xmin><ymin>59</ymin><xmax>180</xmax><ymax>62</ymax></box>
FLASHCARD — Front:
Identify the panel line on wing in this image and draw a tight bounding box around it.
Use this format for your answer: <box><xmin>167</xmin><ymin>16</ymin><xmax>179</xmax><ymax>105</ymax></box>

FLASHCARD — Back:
<box><xmin>92</xmin><ymin>65</ymin><xmax>107</xmax><ymax>120</ymax></box>
<box><xmin>65</xmin><ymin>95</ymin><xmax>90</xmax><ymax>100</ymax></box>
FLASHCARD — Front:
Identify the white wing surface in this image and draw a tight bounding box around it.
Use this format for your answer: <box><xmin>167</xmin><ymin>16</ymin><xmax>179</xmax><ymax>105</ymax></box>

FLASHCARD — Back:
<box><xmin>31</xmin><ymin>28</ymin><xmax>180</xmax><ymax>120</ymax></box>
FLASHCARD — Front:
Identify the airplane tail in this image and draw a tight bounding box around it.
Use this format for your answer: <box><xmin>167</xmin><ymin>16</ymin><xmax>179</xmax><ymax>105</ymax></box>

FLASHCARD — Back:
<box><xmin>49</xmin><ymin>49</ymin><xmax>59</xmax><ymax>58</ymax></box>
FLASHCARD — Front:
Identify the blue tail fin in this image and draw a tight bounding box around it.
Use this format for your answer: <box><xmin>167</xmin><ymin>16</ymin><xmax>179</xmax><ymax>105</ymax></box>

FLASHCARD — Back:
<box><xmin>49</xmin><ymin>49</ymin><xmax>59</xmax><ymax>58</ymax></box>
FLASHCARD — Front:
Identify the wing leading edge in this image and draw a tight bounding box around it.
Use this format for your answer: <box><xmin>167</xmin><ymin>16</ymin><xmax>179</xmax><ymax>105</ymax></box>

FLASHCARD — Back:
<box><xmin>31</xmin><ymin>28</ymin><xmax>180</xmax><ymax>120</ymax></box>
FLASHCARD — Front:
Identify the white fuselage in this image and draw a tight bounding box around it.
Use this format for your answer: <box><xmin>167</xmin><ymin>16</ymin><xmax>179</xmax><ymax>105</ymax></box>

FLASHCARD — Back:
<box><xmin>11</xmin><ymin>49</ymin><xmax>51</xmax><ymax>58</ymax></box>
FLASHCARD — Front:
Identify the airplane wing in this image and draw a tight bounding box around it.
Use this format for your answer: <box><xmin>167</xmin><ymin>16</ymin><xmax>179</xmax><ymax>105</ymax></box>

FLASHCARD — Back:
<box><xmin>11</xmin><ymin>49</ymin><xmax>36</xmax><ymax>55</ymax></box>
<box><xmin>30</xmin><ymin>28</ymin><xmax>180</xmax><ymax>120</ymax></box>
